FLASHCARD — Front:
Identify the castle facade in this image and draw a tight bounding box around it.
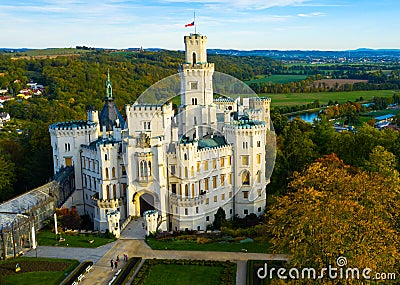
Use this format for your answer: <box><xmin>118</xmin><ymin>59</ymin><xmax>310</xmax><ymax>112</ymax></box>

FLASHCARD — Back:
<box><xmin>49</xmin><ymin>33</ymin><xmax>272</xmax><ymax>237</ymax></box>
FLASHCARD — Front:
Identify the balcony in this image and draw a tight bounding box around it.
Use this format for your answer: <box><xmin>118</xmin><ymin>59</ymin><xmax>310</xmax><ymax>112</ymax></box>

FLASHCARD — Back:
<box><xmin>170</xmin><ymin>194</ymin><xmax>206</xmax><ymax>207</ymax></box>
<box><xmin>91</xmin><ymin>193</ymin><xmax>119</xmax><ymax>209</ymax></box>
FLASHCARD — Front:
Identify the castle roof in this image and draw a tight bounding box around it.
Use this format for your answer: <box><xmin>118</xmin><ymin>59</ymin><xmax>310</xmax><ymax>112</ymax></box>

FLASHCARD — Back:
<box><xmin>49</xmin><ymin>120</ymin><xmax>97</xmax><ymax>130</ymax></box>
<box><xmin>198</xmin><ymin>136</ymin><xmax>228</xmax><ymax>150</ymax></box>
<box><xmin>99</xmin><ymin>70</ymin><xmax>126</xmax><ymax>131</ymax></box>
<box><xmin>99</xmin><ymin>100</ymin><xmax>126</xmax><ymax>132</ymax></box>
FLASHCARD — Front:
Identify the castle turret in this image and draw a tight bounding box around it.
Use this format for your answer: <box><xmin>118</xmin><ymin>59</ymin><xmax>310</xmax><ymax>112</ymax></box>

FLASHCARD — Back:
<box><xmin>179</xmin><ymin>34</ymin><xmax>216</xmax><ymax>139</ymax></box>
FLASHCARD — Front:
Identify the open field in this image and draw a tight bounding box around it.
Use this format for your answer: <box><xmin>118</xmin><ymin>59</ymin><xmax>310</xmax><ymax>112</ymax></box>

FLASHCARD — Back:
<box><xmin>146</xmin><ymin>238</ymin><xmax>272</xmax><ymax>253</ymax></box>
<box><xmin>0</xmin><ymin>257</ymin><xmax>79</xmax><ymax>285</ymax></box>
<box><xmin>37</xmin><ymin>230</ymin><xmax>116</xmax><ymax>248</ymax></box>
<box><xmin>312</xmin><ymin>79</ymin><xmax>368</xmax><ymax>88</ymax></box>
<box><xmin>246</xmin><ymin>74</ymin><xmax>308</xmax><ymax>84</ymax></box>
<box><xmin>9</xmin><ymin>48</ymin><xmax>93</xmax><ymax>59</ymax></box>
<box><xmin>265</xmin><ymin>90</ymin><xmax>397</xmax><ymax>107</ymax></box>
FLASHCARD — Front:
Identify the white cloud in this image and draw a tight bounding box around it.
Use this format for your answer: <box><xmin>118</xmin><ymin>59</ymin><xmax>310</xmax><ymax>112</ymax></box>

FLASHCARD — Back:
<box><xmin>297</xmin><ymin>11</ymin><xmax>326</xmax><ymax>17</ymax></box>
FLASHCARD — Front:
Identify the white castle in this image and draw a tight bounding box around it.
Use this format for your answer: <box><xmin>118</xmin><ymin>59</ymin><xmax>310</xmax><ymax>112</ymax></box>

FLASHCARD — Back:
<box><xmin>49</xmin><ymin>34</ymin><xmax>272</xmax><ymax>237</ymax></box>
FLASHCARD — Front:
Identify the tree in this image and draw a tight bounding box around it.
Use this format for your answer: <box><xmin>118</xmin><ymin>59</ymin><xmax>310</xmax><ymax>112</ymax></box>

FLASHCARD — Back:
<box><xmin>213</xmin><ymin>207</ymin><xmax>226</xmax><ymax>230</ymax></box>
<box><xmin>0</xmin><ymin>152</ymin><xmax>16</xmax><ymax>202</ymax></box>
<box><xmin>267</xmin><ymin>154</ymin><xmax>400</xmax><ymax>284</ymax></box>
<box><xmin>364</xmin><ymin>145</ymin><xmax>398</xmax><ymax>178</ymax></box>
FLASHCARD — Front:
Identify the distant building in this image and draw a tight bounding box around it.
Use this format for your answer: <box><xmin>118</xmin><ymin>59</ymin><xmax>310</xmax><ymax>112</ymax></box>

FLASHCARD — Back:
<box><xmin>49</xmin><ymin>33</ymin><xmax>272</xmax><ymax>237</ymax></box>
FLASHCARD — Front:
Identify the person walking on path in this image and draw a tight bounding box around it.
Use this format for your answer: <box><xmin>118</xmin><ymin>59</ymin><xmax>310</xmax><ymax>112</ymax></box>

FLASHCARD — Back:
<box><xmin>116</xmin><ymin>255</ymin><xmax>119</xmax><ymax>262</ymax></box>
<box><xmin>110</xmin><ymin>259</ymin><xmax>114</xmax><ymax>271</ymax></box>
<box><xmin>115</xmin><ymin>259</ymin><xmax>118</xmax><ymax>270</ymax></box>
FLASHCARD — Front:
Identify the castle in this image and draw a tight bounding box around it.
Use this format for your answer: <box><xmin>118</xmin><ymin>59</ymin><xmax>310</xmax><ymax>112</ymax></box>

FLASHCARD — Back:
<box><xmin>49</xmin><ymin>33</ymin><xmax>272</xmax><ymax>237</ymax></box>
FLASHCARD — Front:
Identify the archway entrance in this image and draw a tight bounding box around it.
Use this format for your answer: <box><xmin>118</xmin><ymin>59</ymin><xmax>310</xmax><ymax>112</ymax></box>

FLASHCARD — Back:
<box><xmin>139</xmin><ymin>193</ymin><xmax>155</xmax><ymax>216</ymax></box>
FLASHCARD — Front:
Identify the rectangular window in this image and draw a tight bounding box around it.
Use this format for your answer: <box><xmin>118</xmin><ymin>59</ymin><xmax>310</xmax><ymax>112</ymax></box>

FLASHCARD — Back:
<box><xmin>222</xmin><ymin>193</ymin><xmax>225</xmax><ymax>200</ymax></box>
<box><xmin>170</xmin><ymin>165</ymin><xmax>176</xmax><ymax>175</ymax></box>
<box><xmin>171</xmin><ymin>183</ymin><xmax>177</xmax><ymax>194</ymax></box>
<box><xmin>197</xmin><ymin>161</ymin><xmax>201</xmax><ymax>172</ymax></box>
<box><xmin>214</xmin><ymin>195</ymin><xmax>217</xmax><ymax>203</ymax></box>
<box><xmin>228</xmin><ymin>156</ymin><xmax>231</xmax><ymax>166</ymax></box>
<box><xmin>205</xmin><ymin>178</ymin><xmax>209</xmax><ymax>191</ymax></box>
<box><xmin>212</xmin><ymin>159</ymin><xmax>217</xmax><ymax>169</ymax></box>
<box><xmin>65</xmin><ymin>157</ymin><xmax>72</xmax><ymax>167</ymax></box>
<box><xmin>220</xmin><ymin>157</ymin><xmax>225</xmax><ymax>167</ymax></box>
<box><xmin>243</xmin><ymin>191</ymin><xmax>249</xmax><ymax>199</ymax></box>
<box><xmin>244</xmin><ymin>209</ymin><xmax>248</xmax><ymax>215</ymax></box>
<box><xmin>228</xmin><ymin>173</ymin><xmax>232</xmax><ymax>185</ymax></box>
<box><xmin>204</xmin><ymin>160</ymin><xmax>209</xmax><ymax>171</ymax></box>
<box><xmin>256</xmin><ymin>154</ymin><xmax>261</xmax><ymax>164</ymax></box>
<box><xmin>206</xmin><ymin>216</ymin><xmax>209</xmax><ymax>221</ymax></box>
<box><xmin>196</xmin><ymin>207</ymin><xmax>199</xmax><ymax>214</ymax></box>
<box><xmin>257</xmin><ymin>141</ymin><xmax>261</xmax><ymax>147</ymax></box>
<box><xmin>229</xmin><ymin>191</ymin><xmax>232</xmax><ymax>198</ymax></box>
<box><xmin>221</xmin><ymin>174</ymin><xmax>225</xmax><ymax>186</ymax></box>
<box><xmin>241</xmin><ymin>155</ymin><xmax>249</xmax><ymax>166</ymax></box>
<box><xmin>122</xmin><ymin>165</ymin><xmax>127</xmax><ymax>175</ymax></box>
<box><xmin>206</xmin><ymin>198</ymin><xmax>209</xmax><ymax>205</ymax></box>
<box><xmin>185</xmin><ymin>208</ymin><xmax>188</xmax><ymax>215</ymax></box>
<box><xmin>212</xmin><ymin>176</ymin><xmax>217</xmax><ymax>188</ymax></box>
<box><xmin>190</xmin><ymin>81</ymin><xmax>198</xmax><ymax>90</ymax></box>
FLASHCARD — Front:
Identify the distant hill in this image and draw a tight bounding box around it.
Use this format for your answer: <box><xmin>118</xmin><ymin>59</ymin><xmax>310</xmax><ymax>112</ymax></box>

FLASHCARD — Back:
<box><xmin>207</xmin><ymin>48</ymin><xmax>400</xmax><ymax>60</ymax></box>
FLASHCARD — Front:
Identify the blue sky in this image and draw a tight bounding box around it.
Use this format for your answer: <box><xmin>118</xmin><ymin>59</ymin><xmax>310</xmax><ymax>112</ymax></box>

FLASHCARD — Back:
<box><xmin>1</xmin><ymin>0</ymin><xmax>399</xmax><ymax>50</ymax></box>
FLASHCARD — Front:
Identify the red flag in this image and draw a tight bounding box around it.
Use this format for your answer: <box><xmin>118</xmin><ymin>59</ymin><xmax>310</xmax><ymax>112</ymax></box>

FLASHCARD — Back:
<box><xmin>185</xmin><ymin>21</ymin><xmax>194</xmax><ymax>27</ymax></box>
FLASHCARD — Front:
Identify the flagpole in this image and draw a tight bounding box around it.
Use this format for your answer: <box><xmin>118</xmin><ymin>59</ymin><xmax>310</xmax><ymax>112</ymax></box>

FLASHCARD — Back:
<box><xmin>194</xmin><ymin>11</ymin><xmax>196</xmax><ymax>34</ymax></box>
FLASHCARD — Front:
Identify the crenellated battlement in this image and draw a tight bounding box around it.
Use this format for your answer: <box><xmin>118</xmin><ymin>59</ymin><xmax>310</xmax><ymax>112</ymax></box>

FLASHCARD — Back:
<box><xmin>49</xmin><ymin>120</ymin><xmax>97</xmax><ymax>131</ymax></box>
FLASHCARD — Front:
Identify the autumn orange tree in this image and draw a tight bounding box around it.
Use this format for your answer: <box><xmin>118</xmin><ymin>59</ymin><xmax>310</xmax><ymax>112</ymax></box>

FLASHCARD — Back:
<box><xmin>267</xmin><ymin>154</ymin><xmax>400</xmax><ymax>284</ymax></box>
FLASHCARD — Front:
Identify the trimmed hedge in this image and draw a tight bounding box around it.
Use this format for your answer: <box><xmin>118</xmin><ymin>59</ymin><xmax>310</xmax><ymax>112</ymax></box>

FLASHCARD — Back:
<box><xmin>112</xmin><ymin>257</ymin><xmax>142</xmax><ymax>285</ymax></box>
<box><xmin>60</xmin><ymin>260</ymin><xmax>93</xmax><ymax>285</ymax></box>
<box><xmin>131</xmin><ymin>259</ymin><xmax>236</xmax><ymax>285</ymax></box>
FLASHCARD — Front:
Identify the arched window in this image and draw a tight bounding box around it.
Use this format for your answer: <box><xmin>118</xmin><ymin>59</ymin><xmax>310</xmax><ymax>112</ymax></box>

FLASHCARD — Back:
<box><xmin>257</xmin><ymin>171</ymin><xmax>261</xmax><ymax>183</ymax></box>
<box><xmin>106</xmin><ymin>185</ymin><xmax>110</xmax><ymax>200</ymax></box>
<box><xmin>184</xmin><ymin>153</ymin><xmax>188</xmax><ymax>160</ymax></box>
<box><xmin>113</xmin><ymin>184</ymin><xmax>117</xmax><ymax>199</ymax></box>
<box><xmin>148</xmin><ymin>162</ymin><xmax>151</xmax><ymax>174</ymax></box>
<box><xmin>105</xmin><ymin>168</ymin><xmax>109</xmax><ymax>179</ymax></box>
<box><xmin>191</xmin><ymin>166</ymin><xmax>194</xmax><ymax>177</ymax></box>
<box><xmin>191</xmin><ymin>184</ymin><xmax>195</xmax><ymax>197</ymax></box>
<box><xmin>185</xmin><ymin>167</ymin><xmax>188</xmax><ymax>178</ymax></box>
<box><xmin>112</xmin><ymin>167</ymin><xmax>116</xmax><ymax>178</ymax></box>
<box><xmin>242</xmin><ymin>171</ymin><xmax>250</xmax><ymax>185</ymax></box>
<box><xmin>192</xmin><ymin>52</ymin><xmax>196</xmax><ymax>64</ymax></box>
<box><xmin>185</xmin><ymin>184</ymin><xmax>189</xmax><ymax>197</ymax></box>
<box><xmin>105</xmin><ymin>154</ymin><xmax>108</xmax><ymax>161</ymax></box>
<box><xmin>140</xmin><ymin>160</ymin><xmax>148</xmax><ymax>178</ymax></box>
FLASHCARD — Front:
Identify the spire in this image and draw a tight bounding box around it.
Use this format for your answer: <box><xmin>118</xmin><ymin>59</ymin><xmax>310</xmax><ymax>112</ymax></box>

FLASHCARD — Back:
<box><xmin>106</xmin><ymin>69</ymin><xmax>113</xmax><ymax>100</ymax></box>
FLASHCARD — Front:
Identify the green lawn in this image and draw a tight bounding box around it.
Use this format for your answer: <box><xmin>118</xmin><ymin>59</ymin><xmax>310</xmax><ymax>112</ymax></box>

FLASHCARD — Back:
<box><xmin>146</xmin><ymin>238</ymin><xmax>272</xmax><ymax>253</ymax></box>
<box><xmin>246</xmin><ymin>74</ymin><xmax>308</xmax><ymax>84</ymax></box>
<box><xmin>266</xmin><ymin>90</ymin><xmax>396</xmax><ymax>107</ymax></box>
<box><xmin>37</xmin><ymin>230</ymin><xmax>116</xmax><ymax>248</ymax></box>
<box><xmin>0</xmin><ymin>257</ymin><xmax>79</xmax><ymax>285</ymax></box>
<box><xmin>142</xmin><ymin>264</ymin><xmax>224</xmax><ymax>285</ymax></box>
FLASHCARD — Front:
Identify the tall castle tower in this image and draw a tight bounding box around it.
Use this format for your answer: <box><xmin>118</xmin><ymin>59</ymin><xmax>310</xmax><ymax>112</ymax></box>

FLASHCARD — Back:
<box><xmin>178</xmin><ymin>34</ymin><xmax>216</xmax><ymax>139</ymax></box>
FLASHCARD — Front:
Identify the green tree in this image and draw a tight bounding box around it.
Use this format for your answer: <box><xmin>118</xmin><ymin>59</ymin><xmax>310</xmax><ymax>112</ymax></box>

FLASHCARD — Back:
<box><xmin>0</xmin><ymin>152</ymin><xmax>16</xmax><ymax>202</ymax></box>
<box><xmin>267</xmin><ymin>154</ymin><xmax>400</xmax><ymax>284</ymax></box>
<box><xmin>213</xmin><ymin>207</ymin><xmax>226</xmax><ymax>230</ymax></box>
